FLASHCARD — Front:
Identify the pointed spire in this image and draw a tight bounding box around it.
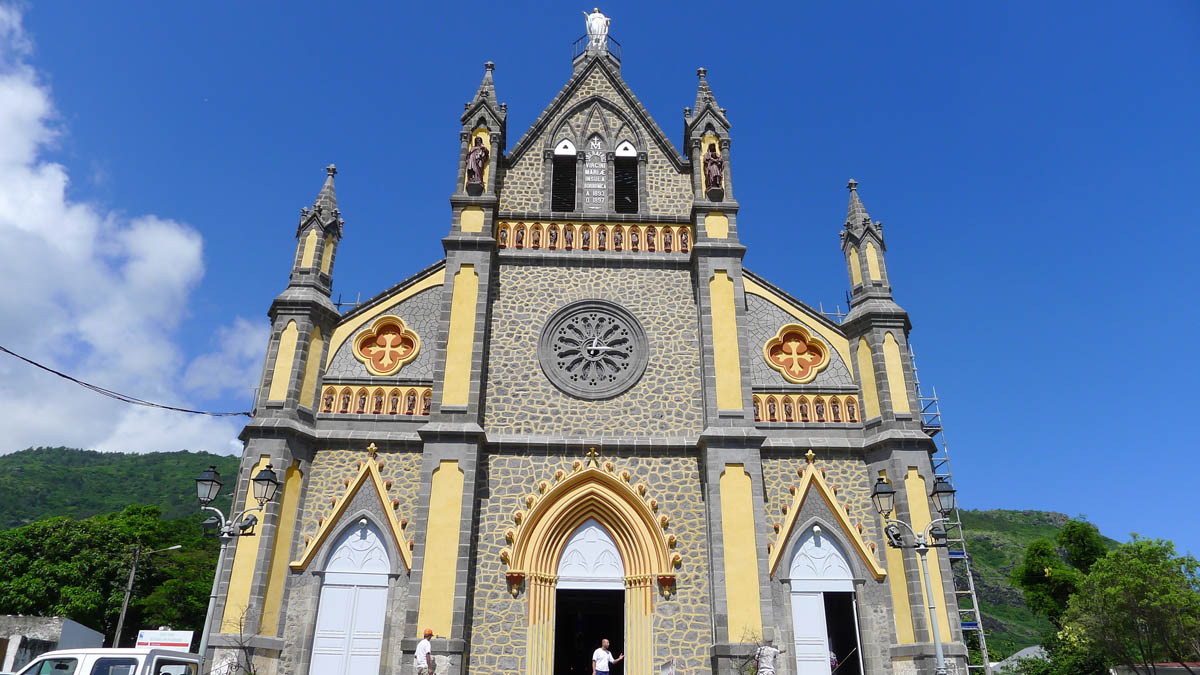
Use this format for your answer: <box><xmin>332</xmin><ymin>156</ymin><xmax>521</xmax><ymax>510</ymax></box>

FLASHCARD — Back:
<box><xmin>314</xmin><ymin>164</ymin><xmax>338</xmax><ymax>213</ymax></box>
<box><xmin>693</xmin><ymin>67</ymin><xmax>722</xmax><ymax>116</ymax></box>
<box><xmin>845</xmin><ymin>178</ymin><xmax>871</xmax><ymax>228</ymax></box>
<box><xmin>469</xmin><ymin>61</ymin><xmax>496</xmax><ymax>107</ymax></box>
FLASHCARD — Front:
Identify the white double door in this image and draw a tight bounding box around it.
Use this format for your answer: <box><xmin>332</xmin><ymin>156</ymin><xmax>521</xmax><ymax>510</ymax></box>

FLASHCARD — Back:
<box><xmin>310</xmin><ymin>521</ymin><xmax>391</xmax><ymax>675</ymax></box>
<box><xmin>791</xmin><ymin>591</ymin><xmax>832</xmax><ymax>675</ymax></box>
<box><xmin>311</xmin><ymin>581</ymin><xmax>388</xmax><ymax>674</ymax></box>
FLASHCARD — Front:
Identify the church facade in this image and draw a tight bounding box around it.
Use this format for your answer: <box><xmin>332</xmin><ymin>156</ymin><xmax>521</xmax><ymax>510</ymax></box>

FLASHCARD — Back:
<box><xmin>207</xmin><ymin>29</ymin><xmax>968</xmax><ymax>675</ymax></box>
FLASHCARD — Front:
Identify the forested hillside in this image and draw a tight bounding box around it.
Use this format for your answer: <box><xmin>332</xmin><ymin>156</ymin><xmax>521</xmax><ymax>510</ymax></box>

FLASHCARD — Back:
<box><xmin>0</xmin><ymin>447</ymin><xmax>240</xmax><ymax>525</ymax></box>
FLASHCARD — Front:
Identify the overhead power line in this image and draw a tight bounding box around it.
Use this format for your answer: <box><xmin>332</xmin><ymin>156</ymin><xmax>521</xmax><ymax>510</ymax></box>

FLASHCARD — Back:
<box><xmin>0</xmin><ymin>344</ymin><xmax>252</xmax><ymax>418</ymax></box>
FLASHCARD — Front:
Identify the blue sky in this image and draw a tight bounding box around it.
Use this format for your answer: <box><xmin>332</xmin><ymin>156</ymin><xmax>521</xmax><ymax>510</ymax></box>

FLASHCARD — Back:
<box><xmin>1</xmin><ymin>2</ymin><xmax>1196</xmax><ymax>554</ymax></box>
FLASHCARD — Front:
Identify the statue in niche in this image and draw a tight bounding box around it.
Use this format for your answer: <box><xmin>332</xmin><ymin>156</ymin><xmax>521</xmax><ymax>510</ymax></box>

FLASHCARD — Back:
<box><xmin>783</xmin><ymin>398</ymin><xmax>794</xmax><ymax>421</ymax></box>
<box><xmin>322</xmin><ymin>391</ymin><xmax>334</xmax><ymax>412</ymax></box>
<box><xmin>753</xmin><ymin>398</ymin><xmax>761</xmax><ymax>421</ymax></box>
<box><xmin>768</xmin><ymin>399</ymin><xmax>777</xmax><ymax>421</ymax></box>
<box><xmin>548</xmin><ymin>226</ymin><xmax>558</xmax><ymax>248</ymax></box>
<box><xmin>583</xmin><ymin>8</ymin><xmax>611</xmax><ymax>51</ymax></box>
<box><xmin>831</xmin><ymin>399</ymin><xmax>841</xmax><ymax>422</ymax></box>
<box><xmin>581</xmin><ymin>227</ymin><xmax>591</xmax><ymax>249</ymax></box>
<box><xmin>341</xmin><ymin>392</ymin><xmax>351</xmax><ymax>413</ymax></box>
<box><xmin>631</xmin><ymin>229</ymin><xmax>639</xmax><ymax>251</ymax></box>
<box><xmin>515</xmin><ymin>226</ymin><xmax>524</xmax><ymax>248</ymax></box>
<box><xmin>647</xmin><ymin>226</ymin><xmax>656</xmax><ymax>251</ymax></box>
<box><xmin>357</xmin><ymin>393</ymin><xmax>367</xmax><ymax>414</ymax></box>
<box><xmin>815</xmin><ymin>399</ymin><xmax>825</xmax><ymax>421</ymax></box>
<box><xmin>421</xmin><ymin>391</ymin><xmax>432</xmax><ymax>415</ymax></box>
<box><xmin>679</xmin><ymin>228</ymin><xmax>689</xmax><ymax>251</ymax></box>
<box><xmin>390</xmin><ymin>393</ymin><xmax>400</xmax><ymax>414</ymax></box>
<box><xmin>663</xmin><ymin>228</ymin><xmax>672</xmax><ymax>251</ymax></box>
<box><xmin>498</xmin><ymin>226</ymin><xmax>508</xmax><ymax>247</ymax></box>
<box><xmin>597</xmin><ymin>227</ymin><xmax>607</xmax><ymax>250</ymax></box>
<box><xmin>532</xmin><ymin>227</ymin><xmax>541</xmax><ymax>248</ymax></box>
<box><xmin>800</xmin><ymin>401</ymin><xmax>809</xmax><ymax>421</ymax></box>
<box><xmin>373</xmin><ymin>393</ymin><xmax>384</xmax><ymax>414</ymax></box>
<box><xmin>465</xmin><ymin>136</ymin><xmax>489</xmax><ymax>194</ymax></box>
<box><xmin>405</xmin><ymin>390</ymin><xmax>417</xmax><ymax>415</ymax></box>
<box><xmin>564</xmin><ymin>226</ymin><xmax>574</xmax><ymax>249</ymax></box>
<box><xmin>703</xmin><ymin>143</ymin><xmax>724</xmax><ymax>196</ymax></box>
<box><xmin>847</xmin><ymin>399</ymin><xmax>857</xmax><ymax>421</ymax></box>
<box><xmin>613</xmin><ymin>227</ymin><xmax>622</xmax><ymax>250</ymax></box>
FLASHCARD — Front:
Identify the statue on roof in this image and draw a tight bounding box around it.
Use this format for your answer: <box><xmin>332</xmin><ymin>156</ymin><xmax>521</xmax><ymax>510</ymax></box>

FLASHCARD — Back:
<box><xmin>583</xmin><ymin>8</ymin><xmax>611</xmax><ymax>51</ymax></box>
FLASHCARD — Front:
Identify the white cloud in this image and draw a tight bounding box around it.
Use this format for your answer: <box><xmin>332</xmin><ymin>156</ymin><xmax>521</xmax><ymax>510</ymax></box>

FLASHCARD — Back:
<box><xmin>0</xmin><ymin>5</ymin><xmax>262</xmax><ymax>455</ymax></box>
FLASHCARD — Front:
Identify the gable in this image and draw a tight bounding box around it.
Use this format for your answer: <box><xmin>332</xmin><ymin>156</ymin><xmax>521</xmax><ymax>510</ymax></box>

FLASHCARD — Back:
<box><xmin>742</xmin><ymin>271</ymin><xmax>853</xmax><ymax>386</ymax></box>
<box><xmin>325</xmin><ymin>262</ymin><xmax>445</xmax><ymax>369</ymax></box>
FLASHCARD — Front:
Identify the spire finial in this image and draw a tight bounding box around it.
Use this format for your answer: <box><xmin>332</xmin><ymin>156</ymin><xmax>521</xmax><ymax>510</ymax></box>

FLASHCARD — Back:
<box><xmin>697</xmin><ymin>66</ymin><xmax>707</xmax><ymax>79</ymax></box>
<box><xmin>845</xmin><ymin>179</ymin><xmax>872</xmax><ymax>229</ymax></box>
<box><xmin>847</xmin><ymin>178</ymin><xmax>857</xmax><ymax>191</ymax></box>
<box><xmin>585</xmin><ymin>447</ymin><xmax>600</xmax><ymax>468</ymax></box>
<box><xmin>805</xmin><ymin>449</ymin><xmax>816</xmax><ymax>464</ymax></box>
<box><xmin>326</xmin><ymin>164</ymin><xmax>338</xmax><ymax>178</ymax></box>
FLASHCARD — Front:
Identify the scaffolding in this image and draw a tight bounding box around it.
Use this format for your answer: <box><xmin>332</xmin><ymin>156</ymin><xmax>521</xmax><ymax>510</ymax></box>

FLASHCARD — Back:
<box><xmin>911</xmin><ymin>349</ymin><xmax>993</xmax><ymax>675</ymax></box>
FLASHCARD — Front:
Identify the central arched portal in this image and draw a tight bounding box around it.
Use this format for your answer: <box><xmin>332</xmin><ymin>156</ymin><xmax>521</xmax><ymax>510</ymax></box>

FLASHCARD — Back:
<box><xmin>554</xmin><ymin>519</ymin><xmax>626</xmax><ymax>675</ymax></box>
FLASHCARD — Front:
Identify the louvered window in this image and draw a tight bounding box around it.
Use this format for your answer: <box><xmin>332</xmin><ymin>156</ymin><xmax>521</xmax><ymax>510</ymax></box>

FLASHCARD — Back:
<box><xmin>552</xmin><ymin>156</ymin><xmax>576</xmax><ymax>212</ymax></box>
<box><xmin>614</xmin><ymin>157</ymin><xmax>638</xmax><ymax>214</ymax></box>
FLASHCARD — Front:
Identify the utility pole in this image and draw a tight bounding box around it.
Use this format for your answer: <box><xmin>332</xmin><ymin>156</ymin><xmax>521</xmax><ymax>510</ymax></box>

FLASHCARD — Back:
<box><xmin>113</xmin><ymin>544</ymin><xmax>182</xmax><ymax>647</ymax></box>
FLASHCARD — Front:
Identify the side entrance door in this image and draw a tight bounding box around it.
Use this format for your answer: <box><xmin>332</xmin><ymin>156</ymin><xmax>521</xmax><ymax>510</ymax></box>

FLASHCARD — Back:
<box><xmin>791</xmin><ymin>591</ymin><xmax>832</xmax><ymax>675</ymax></box>
<box><xmin>310</xmin><ymin>520</ymin><xmax>391</xmax><ymax>674</ymax></box>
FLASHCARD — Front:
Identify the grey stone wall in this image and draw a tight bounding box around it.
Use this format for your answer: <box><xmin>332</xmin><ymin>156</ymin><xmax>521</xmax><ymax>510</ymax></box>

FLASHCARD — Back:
<box><xmin>743</xmin><ymin>295</ymin><xmax>854</xmax><ymax>389</ymax></box>
<box><xmin>483</xmin><ymin>263</ymin><xmax>703</xmax><ymax>436</ymax></box>
<box><xmin>297</xmin><ymin>448</ymin><xmax>423</xmax><ymax>553</ymax></box>
<box><xmin>324</xmin><ymin>286</ymin><xmax>442</xmax><ymax>381</ymax></box>
<box><xmin>467</xmin><ymin>451</ymin><xmax>713</xmax><ymax>675</ymax></box>
<box><xmin>499</xmin><ymin>67</ymin><xmax>691</xmax><ymax>218</ymax></box>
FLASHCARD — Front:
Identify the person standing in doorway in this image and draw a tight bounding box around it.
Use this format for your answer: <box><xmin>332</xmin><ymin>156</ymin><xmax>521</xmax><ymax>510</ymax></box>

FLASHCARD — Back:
<box><xmin>754</xmin><ymin>637</ymin><xmax>786</xmax><ymax>675</ymax></box>
<box><xmin>415</xmin><ymin>628</ymin><xmax>434</xmax><ymax>675</ymax></box>
<box><xmin>592</xmin><ymin>638</ymin><xmax>624</xmax><ymax>675</ymax></box>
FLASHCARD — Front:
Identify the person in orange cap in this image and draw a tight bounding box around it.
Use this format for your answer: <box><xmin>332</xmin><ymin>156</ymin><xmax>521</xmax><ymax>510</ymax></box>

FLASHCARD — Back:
<box><xmin>415</xmin><ymin>628</ymin><xmax>434</xmax><ymax>674</ymax></box>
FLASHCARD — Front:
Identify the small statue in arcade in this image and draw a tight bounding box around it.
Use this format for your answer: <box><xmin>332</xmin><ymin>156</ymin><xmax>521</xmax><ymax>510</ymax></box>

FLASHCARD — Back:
<box><xmin>465</xmin><ymin>136</ymin><xmax>489</xmax><ymax>187</ymax></box>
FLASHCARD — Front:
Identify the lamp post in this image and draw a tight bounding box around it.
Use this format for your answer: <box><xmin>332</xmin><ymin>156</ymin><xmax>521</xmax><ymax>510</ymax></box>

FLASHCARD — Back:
<box><xmin>871</xmin><ymin>474</ymin><xmax>957</xmax><ymax>675</ymax></box>
<box><xmin>113</xmin><ymin>544</ymin><xmax>182</xmax><ymax>646</ymax></box>
<box><xmin>195</xmin><ymin>463</ymin><xmax>280</xmax><ymax>673</ymax></box>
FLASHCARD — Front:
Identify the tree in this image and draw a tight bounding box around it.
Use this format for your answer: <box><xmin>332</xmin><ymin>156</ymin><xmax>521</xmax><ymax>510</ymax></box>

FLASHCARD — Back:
<box><xmin>1056</xmin><ymin>520</ymin><xmax>1107</xmax><ymax>574</ymax></box>
<box><xmin>1064</xmin><ymin>537</ymin><xmax>1200</xmax><ymax>675</ymax></box>
<box><xmin>1011</xmin><ymin>539</ymin><xmax>1083</xmax><ymax>627</ymax></box>
<box><xmin>0</xmin><ymin>505</ymin><xmax>218</xmax><ymax>647</ymax></box>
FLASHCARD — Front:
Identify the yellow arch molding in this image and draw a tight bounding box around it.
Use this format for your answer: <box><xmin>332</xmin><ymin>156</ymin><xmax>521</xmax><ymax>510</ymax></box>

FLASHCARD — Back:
<box><xmin>743</xmin><ymin>277</ymin><xmax>853</xmax><ymax>375</ymax></box>
<box><xmin>326</xmin><ymin>268</ymin><xmax>445</xmax><ymax>368</ymax></box>
<box><xmin>290</xmin><ymin>453</ymin><xmax>412</xmax><ymax>572</ymax></box>
<box><xmin>768</xmin><ymin>455</ymin><xmax>886</xmax><ymax>580</ymax></box>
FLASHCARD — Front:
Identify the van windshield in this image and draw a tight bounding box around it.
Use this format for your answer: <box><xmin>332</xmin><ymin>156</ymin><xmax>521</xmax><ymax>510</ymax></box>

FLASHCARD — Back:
<box><xmin>23</xmin><ymin>658</ymin><xmax>77</xmax><ymax>675</ymax></box>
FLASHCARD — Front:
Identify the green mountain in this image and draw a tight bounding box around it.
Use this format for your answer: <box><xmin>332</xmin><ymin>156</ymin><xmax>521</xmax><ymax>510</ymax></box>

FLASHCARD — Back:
<box><xmin>958</xmin><ymin>509</ymin><xmax>1119</xmax><ymax>660</ymax></box>
<box><xmin>0</xmin><ymin>449</ymin><xmax>1112</xmax><ymax>661</ymax></box>
<box><xmin>0</xmin><ymin>447</ymin><xmax>240</xmax><ymax>526</ymax></box>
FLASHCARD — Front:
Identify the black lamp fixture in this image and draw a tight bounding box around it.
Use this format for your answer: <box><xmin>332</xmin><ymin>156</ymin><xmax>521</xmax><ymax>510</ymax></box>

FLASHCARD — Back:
<box><xmin>930</xmin><ymin>475</ymin><xmax>957</xmax><ymax>516</ymax></box>
<box><xmin>251</xmin><ymin>464</ymin><xmax>281</xmax><ymax>506</ymax></box>
<box><xmin>870</xmin><ymin>476</ymin><xmax>896</xmax><ymax>517</ymax></box>
<box><xmin>195</xmin><ymin>466</ymin><xmax>222</xmax><ymax>506</ymax></box>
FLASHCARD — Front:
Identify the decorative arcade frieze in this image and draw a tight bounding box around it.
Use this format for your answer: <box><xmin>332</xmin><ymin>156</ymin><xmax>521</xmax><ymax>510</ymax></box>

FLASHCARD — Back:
<box><xmin>752</xmin><ymin>393</ymin><xmax>860</xmax><ymax>424</ymax></box>
<box><xmin>320</xmin><ymin>385</ymin><xmax>433</xmax><ymax>416</ymax></box>
<box><xmin>496</xmin><ymin>221</ymin><xmax>691</xmax><ymax>254</ymax></box>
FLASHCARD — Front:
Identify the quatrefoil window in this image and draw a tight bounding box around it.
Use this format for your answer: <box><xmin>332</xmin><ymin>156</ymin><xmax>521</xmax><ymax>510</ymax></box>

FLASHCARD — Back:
<box><xmin>353</xmin><ymin>316</ymin><xmax>420</xmax><ymax>376</ymax></box>
<box><xmin>764</xmin><ymin>323</ymin><xmax>829</xmax><ymax>384</ymax></box>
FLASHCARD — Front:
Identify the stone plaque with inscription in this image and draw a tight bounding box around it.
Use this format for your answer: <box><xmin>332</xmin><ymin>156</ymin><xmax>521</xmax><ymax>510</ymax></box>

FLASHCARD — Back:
<box><xmin>583</xmin><ymin>137</ymin><xmax>607</xmax><ymax>211</ymax></box>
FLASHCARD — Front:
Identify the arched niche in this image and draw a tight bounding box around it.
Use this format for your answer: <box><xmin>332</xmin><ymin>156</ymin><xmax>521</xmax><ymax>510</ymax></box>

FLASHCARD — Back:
<box><xmin>554</xmin><ymin>139</ymin><xmax>577</xmax><ymax>156</ymax></box>
<box><xmin>615</xmin><ymin>140</ymin><xmax>637</xmax><ymax>157</ymax></box>
<box><xmin>556</xmin><ymin>518</ymin><xmax>625</xmax><ymax>590</ymax></box>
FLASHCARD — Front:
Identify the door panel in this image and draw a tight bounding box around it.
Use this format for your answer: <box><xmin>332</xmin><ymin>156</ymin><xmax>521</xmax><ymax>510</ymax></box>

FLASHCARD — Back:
<box><xmin>791</xmin><ymin>591</ymin><xmax>831</xmax><ymax>675</ymax></box>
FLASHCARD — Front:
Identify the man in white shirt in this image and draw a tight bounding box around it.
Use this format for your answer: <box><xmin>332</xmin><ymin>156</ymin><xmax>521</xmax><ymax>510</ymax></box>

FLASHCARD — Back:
<box><xmin>592</xmin><ymin>638</ymin><xmax>624</xmax><ymax>675</ymax></box>
<box><xmin>415</xmin><ymin>628</ymin><xmax>434</xmax><ymax>675</ymax></box>
<box><xmin>754</xmin><ymin>637</ymin><xmax>785</xmax><ymax>675</ymax></box>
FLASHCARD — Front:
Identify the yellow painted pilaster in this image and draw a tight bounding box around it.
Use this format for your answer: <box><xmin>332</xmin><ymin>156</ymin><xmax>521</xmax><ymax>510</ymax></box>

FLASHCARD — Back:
<box><xmin>883</xmin><ymin>333</ymin><xmax>911</xmax><ymax>414</ymax></box>
<box><xmin>624</xmin><ymin>578</ymin><xmax>653</xmax><ymax>675</ymax></box>
<box><xmin>300</xmin><ymin>229</ymin><xmax>318</xmax><ymax>268</ymax></box>
<box><xmin>221</xmin><ymin>455</ymin><xmax>271</xmax><ymax>632</ymax></box>
<box><xmin>319</xmin><ymin>236</ymin><xmax>334</xmax><ymax>274</ymax></box>
<box><xmin>297</xmin><ymin>327</ymin><xmax>323</xmax><ymax>410</ymax></box>
<box><xmin>856</xmin><ymin>338</ymin><xmax>880</xmax><ymax>419</ymax></box>
<box><xmin>865</xmin><ymin>242</ymin><xmax>881</xmax><ymax>281</ymax></box>
<box><xmin>719</xmin><ymin>464</ymin><xmax>763</xmax><ymax>641</ymax></box>
<box><xmin>267</xmin><ymin>321</ymin><xmax>298</xmax><ymax>402</ymax></box>
<box><xmin>705</xmin><ymin>211</ymin><xmax>728</xmax><ymax>239</ymax></box>
<box><xmin>848</xmin><ymin>249</ymin><xmax>862</xmax><ymax>285</ymax></box>
<box><xmin>526</xmin><ymin>576</ymin><xmax>556</xmax><ymax>675</ymax></box>
<box><xmin>905</xmin><ymin>468</ymin><xmax>953</xmax><ymax>640</ymax></box>
<box><xmin>259</xmin><ymin>461</ymin><xmax>302</xmax><ymax>636</ymax></box>
<box><xmin>710</xmin><ymin>271</ymin><xmax>743</xmax><ymax>411</ymax></box>
<box><xmin>880</xmin><ymin>474</ymin><xmax>915</xmax><ymax>643</ymax></box>
<box><xmin>417</xmin><ymin>460</ymin><xmax>465</xmax><ymax>637</ymax></box>
<box><xmin>460</xmin><ymin>206</ymin><xmax>484</xmax><ymax>233</ymax></box>
<box><xmin>441</xmin><ymin>265</ymin><xmax>479</xmax><ymax>407</ymax></box>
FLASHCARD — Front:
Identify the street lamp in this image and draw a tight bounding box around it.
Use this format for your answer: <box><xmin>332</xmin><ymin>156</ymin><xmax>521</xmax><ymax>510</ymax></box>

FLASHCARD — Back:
<box><xmin>195</xmin><ymin>464</ymin><xmax>280</xmax><ymax>673</ymax></box>
<box><xmin>113</xmin><ymin>544</ymin><xmax>182</xmax><ymax>646</ymax></box>
<box><xmin>872</xmin><ymin>474</ymin><xmax>958</xmax><ymax>675</ymax></box>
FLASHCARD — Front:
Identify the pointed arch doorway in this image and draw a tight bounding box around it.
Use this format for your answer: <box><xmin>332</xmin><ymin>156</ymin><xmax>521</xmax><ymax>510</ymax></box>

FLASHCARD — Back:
<box><xmin>554</xmin><ymin>519</ymin><xmax>625</xmax><ymax>675</ymax></box>
<box><xmin>309</xmin><ymin>519</ymin><xmax>391</xmax><ymax>675</ymax></box>
<box><xmin>788</xmin><ymin>527</ymin><xmax>864</xmax><ymax>675</ymax></box>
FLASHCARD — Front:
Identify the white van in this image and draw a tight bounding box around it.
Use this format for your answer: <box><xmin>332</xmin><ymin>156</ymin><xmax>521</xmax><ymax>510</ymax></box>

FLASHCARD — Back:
<box><xmin>3</xmin><ymin>648</ymin><xmax>200</xmax><ymax>675</ymax></box>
